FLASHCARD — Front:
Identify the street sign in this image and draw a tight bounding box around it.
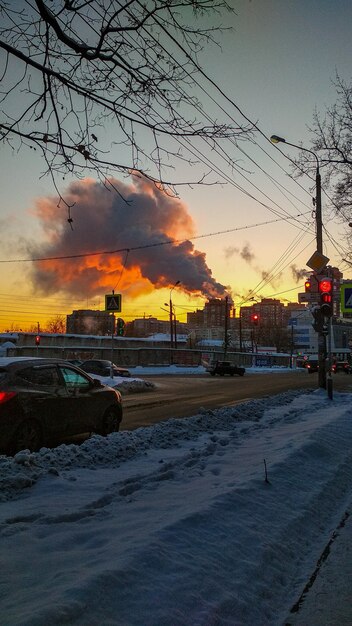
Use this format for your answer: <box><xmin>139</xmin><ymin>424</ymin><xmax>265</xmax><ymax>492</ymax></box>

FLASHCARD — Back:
<box><xmin>341</xmin><ymin>283</ymin><xmax>352</xmax><ymax>313</ymax></box>
<box><xmin>105</xmin><ymin>293</ymin><xmax>122</xmax><ymax>312</ymax></box>
<box><xmin>298</xmin><ymin>292</ymin><xmax>318</xmax><ymax>304</ymax></box>
<box><xmin>306</xmin><ymin>251</ymin><xmax>330</xmax><ymax>273</ymax></box>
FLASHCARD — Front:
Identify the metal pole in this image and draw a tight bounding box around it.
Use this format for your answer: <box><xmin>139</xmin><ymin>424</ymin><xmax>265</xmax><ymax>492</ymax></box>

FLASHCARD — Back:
<box><xmin>239</xmin><ymin>309</ymin><xmax>242</xmax><ymax>352</ymax></box>
<box><xmin>174</xmin><ymin>310</ymin><xmax>177</xmax><ymax>349</ymax></box>
<box><xmin>315</xmin><ymin>166</ymin><xmax>323</xmax><ymax>255</ymax></box>
<box><xmin>224</xmin><ymin>296</ymin><xmax>229</xmax><ymax>358</ymax></box>
<box><xmin>169</xmin><ymin>295</ymin><xmax>174</xmax><ymax>350</ymax></box>
<box><xmin>315</xmin><ymin>167</ymin><xmax>327</xmax><ymax>390</ymax></box>
<box><xmin>270</xmin><ymin>136</ymin><xmax>327</xmax><ymax>390</ymax></box>
<box><xmin>169</xmin><ymin>281</ymin><xmax>180</xmax><ymax>360</ymax></box>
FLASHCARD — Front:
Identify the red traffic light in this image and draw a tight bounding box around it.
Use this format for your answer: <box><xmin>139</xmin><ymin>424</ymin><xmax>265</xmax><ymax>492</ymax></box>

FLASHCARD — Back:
<box><xmin>35</xmin><ymin>335</ymin><xmax>40</xmax><ymax>345</ymax></box>
<box><xmin>318</xmin><ymin>277</ymin><xmax>333</xmax><ymax>318</ymax></box>
<box><xmin>321</xmin><ymin>293</ymin><xmax>332</xmax><ymax>304</ymax></box>
<box><xmin>251</xmin><ymin>313</ymin><xmax>259</xmax><ymax>325</ymax></box>
<box><xmin>318</xmin><ymin>278</ymin><xmax>332</xmax><ymax>293</ymax></box>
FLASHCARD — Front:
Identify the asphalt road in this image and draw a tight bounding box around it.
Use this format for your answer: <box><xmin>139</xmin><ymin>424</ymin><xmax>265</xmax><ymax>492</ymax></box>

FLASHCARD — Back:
<box><xmin>121</xmin><ymin>371</ymin><xmax>352</xmax><ymax>431</ymax></box>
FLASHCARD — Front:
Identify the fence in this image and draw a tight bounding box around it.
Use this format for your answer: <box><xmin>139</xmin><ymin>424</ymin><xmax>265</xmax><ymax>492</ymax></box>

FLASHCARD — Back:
<box><xmin>7</xmin><ymin>344</ymin><xmax>293</xmax><ymax>368</ymax></box>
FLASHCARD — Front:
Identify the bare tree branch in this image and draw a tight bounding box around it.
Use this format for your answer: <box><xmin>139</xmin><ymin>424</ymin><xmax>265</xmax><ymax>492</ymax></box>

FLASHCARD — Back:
<box><xmin>0</xmin><ymin>0</ymin><xmax>249</xmax><ymax>203</ymax></box>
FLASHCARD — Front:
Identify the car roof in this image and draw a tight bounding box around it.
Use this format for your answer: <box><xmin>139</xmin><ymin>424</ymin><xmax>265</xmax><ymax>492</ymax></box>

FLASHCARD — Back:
<box><xmin>0</xmin><ymin>357</ymin><xmax>86</xmax><ymax>369</ymax></box>
<box><xmin>0</xmin><ymin>357</ymin><xmax>43</xmax><ymax>366</ymax></box>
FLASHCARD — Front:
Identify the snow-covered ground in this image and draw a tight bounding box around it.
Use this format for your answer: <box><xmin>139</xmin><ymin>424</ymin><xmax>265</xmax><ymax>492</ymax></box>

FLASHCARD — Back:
<box><xmin>1</xmin><ymin>365</ymin><xmax>352</xmax><ymax>625</ymax></box>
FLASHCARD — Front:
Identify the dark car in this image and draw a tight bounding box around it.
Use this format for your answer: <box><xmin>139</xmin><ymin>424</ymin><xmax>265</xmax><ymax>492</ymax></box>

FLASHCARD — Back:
<box><xmin>65</xmin><ymin>359</ymin><xmax>83</xmax><ymax>367</ymax></box>
<box><xmin>306</xmin><ymin>358</ymin><xmax>319</xmax><ymax>373</ymax></box>
<box><xmin>332</xmin><ymin>361</ymin><xmax>351</xmax><ymax>374</ymax></box>
<box><xmin>80</xmin><ymin>359</ymin><xmax>131</xmax><ymax>378</ymax></box>
<box><xmin>0</xmin><ymin>357</ymin><xmax>123</xmax><ymax>456</ymax></box>
<box><xmin>206</xmin><ymin>360</ymin><xmax>245</xmax><ymax>377</ymax></box>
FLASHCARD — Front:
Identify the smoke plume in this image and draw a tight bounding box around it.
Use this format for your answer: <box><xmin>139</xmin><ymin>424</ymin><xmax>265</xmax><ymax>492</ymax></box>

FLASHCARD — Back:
<box><xmin>290</xmin><ymin>264</ymin><xmax>309</xmax><ymax>282</ymax></box>
<box><xmin>28</xmin><ymin>176</ymin><xmax>229</xmax><ymax>299</ymax></box>
<box><xmin>224</xmin><ymin>243</ymin><xmax>255</xmax><ymax>264</ymax></box>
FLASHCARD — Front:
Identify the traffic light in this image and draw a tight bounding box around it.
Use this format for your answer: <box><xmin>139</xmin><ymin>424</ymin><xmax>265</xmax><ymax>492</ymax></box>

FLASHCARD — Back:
<box><xmin>251</xmin><ymin>313</ymin><xmax>259</xmax><ymax>325</ymax></box>
<box><xmin>35</xmin><ymin>335</ymin><xmax>40</xmax><ymax>346</ymax></box>
<box><xmin>116</xmin><ymin>318</ymin><xmax>125</xmax><ymax>336</ymax></box>
<box><xmin>304</xmin><ymin>279</ymin><xmax>312</xmax><ymax>292</ymax></box>
<box><xmin>311</xmin><ymin>306</ymin><xmax>324</xmax><ymax>333</ymax></box>
<box><xmin>318</xmin><ymin>277</ymin><xmax>333</xmax><ymax>317</ymax></box>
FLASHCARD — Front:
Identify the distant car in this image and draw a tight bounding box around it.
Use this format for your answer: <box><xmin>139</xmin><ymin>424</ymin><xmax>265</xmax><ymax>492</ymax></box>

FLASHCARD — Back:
<box><xmin>206</xmin><ymin>360</ymin><xmax>245</xmax><ymax>377</ymax></box>
<box><xmin>65</xmin><ymin>359</ymin><xmax>83</xmax><ymax>367</ymax></box>
<box><xmin>0</xmin><ymin>357</ymin><xmax>123</xmax><ymax>456</ymax></box>
<box><xmin>80</xmin><ymin>359</ymin><xmax>131</xmax><ymax>378</ymax></box>
<box><xmin>332</xmin><ymin>361</ymin><xmax>351</xmax><ymax>374</ymax></box>
<box><xmin>305</xmin><ymin>358</ymin><xmax>319</xmax><ymax>373</ymax></box>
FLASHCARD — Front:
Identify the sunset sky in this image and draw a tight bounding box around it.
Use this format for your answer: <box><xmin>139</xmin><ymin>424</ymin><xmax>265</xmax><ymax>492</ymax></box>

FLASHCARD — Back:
<box><xmin>1</xmin><ymin>0</ymin><xmax>352</xmax><ymax>332</ymax></box>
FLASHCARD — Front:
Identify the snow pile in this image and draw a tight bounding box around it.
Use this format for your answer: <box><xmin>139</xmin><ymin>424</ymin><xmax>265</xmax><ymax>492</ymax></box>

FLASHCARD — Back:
<box><xmin>1</xmin><ymin>389</ymin><xmax>352</xmax><ymax>625</ymax></box>
<box><xmin>93</xmin><ymin>373</ymin><xmax>156</xmax><ymax>394</ymax></box>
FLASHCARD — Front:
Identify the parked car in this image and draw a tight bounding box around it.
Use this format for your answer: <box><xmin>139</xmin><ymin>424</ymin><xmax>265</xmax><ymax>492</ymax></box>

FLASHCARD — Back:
<box><xmin>332</xmin><ymin>361</ymin><xmax>352</xmax><ymax>374</ymax></box>
<box><xmin>65</xmin><ymin>359</ymin><xmax>83</xmax><ymax>367</ymax></box>
<box><xmin>206</xmin><ymin>360</ymin><xmax>245</xmax><ymax>377</ymax></box>
<box><xmin>80</xmin><ymin>359</ymin><xmax>131</xmax><ymax>378</ymax></box>
<box><xmin>0</xmin><ymin>357</ymin><xmax>123</xmax><ymax>456</ymax></box>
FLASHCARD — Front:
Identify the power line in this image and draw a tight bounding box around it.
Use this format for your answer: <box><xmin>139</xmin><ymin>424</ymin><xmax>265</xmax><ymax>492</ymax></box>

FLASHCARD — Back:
<box><xmin>0</xmin><ymin>212</ymin><xmax>310</xmax><ymax>263</ymax></box>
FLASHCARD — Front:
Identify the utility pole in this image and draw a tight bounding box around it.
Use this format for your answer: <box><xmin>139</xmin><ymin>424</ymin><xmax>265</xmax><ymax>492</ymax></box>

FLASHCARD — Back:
<box><xmin>314</xmin><ymin>166</ymin><xmax>328</xmax><ymax>389</ymax></box>
<box><xmin>223</xmin><ymin>296</ymin><xmax>229</xmax><ymax>358</ymax></box>
<box><xmin>270</xmin><ymin>135</ymin><xmax>327</xmax><ymax>390</ymax></box>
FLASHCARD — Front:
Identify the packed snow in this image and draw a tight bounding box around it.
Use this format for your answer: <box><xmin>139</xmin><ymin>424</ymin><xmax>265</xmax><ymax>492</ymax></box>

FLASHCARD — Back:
<box><xmin>1</xmin><ymin>367</ymin><xmax>352</xmax><ymax>625</ymax></box>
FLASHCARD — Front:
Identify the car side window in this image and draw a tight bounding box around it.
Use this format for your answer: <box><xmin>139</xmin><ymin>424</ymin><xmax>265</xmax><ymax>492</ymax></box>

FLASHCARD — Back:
<box><xmin>17</xmin><ymin>366</ymin><xmax>61</xmax><ymax>386</ymax></box>
<box><xmin>60</xmin><ymin>366</ymin><xmax>91</xmax><ymax>391</ymax></box>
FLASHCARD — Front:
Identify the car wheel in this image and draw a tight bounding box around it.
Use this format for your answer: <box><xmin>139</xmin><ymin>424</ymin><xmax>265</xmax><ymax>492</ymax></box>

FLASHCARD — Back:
<box><xmin>12</xmin><ymin>419</ymin><xmax>42</xmax><ymax>454</ymax></box>
<box><xmin>239</xmin><ymin>371</ymin><xmax>245</xmax><ymax>376</ymax></box>
<box><xmin>100</xmin><ymin>406</ymin><xmax>121</xmax><ymax>435</ymax></box>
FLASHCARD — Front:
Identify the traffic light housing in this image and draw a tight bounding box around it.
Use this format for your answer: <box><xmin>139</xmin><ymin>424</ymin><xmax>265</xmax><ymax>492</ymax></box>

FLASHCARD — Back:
<box><xmin>251</xmin><ymin>313</ymin><xmax>259</xmax><ymax>326</ymax></box>
<box><xmin>116</xmin><ymin>318</ymin><xmax>125</xmax><ymax>336</ymax></box>
<box><xmin>318</xmin><ymin>277</ymin><xmax>333</xmax><ymax>317</ymax></box>
<box><xmin>304</xmin><ymin>279</ymin><xmax>312</xmax><ymax>292</ymax></box>
<box><xmin>35</xmin><ymin>335</ymin><xmax>40</xmax><ymax>346</ymax></box>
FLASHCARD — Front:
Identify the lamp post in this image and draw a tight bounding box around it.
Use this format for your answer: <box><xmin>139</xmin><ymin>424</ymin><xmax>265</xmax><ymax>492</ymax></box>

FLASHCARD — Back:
<box><xmin>239</xmin><ymin>296</ymin><xmax>256</xmax><ymax>352</ymax></box>
<box><xmin>270</xmin><ymin>135</ymin><xmax>326</xmax><ymax>389</ymax></box>
<box><xmin>169</xmin><ymin>281</ymin><xmax>180</xmax><ymax>350</ymax></box>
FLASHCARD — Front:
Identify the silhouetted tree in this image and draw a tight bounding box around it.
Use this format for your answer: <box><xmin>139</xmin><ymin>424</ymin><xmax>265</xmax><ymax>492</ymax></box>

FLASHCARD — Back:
<box><xmin>296</xmin><ymin>74</ymin><xmax>352</xmax><ymax>256</ymax></box>
<box><xmin>45</xmin><ymin>315</ymin><xmax>66</xmax><ymax>333</ymax></box>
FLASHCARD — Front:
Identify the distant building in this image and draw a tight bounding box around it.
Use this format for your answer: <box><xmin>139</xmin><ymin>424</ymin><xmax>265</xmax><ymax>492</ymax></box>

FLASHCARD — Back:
<box><xmin>252</xmin><ymin>298</ymin><xmax>284</xmax><ymax>327</ymax></box>
<box><xmin>203</xmin><ymin>298</ymin><xmax>233</xmax><ymax>328</ymax></box>
<box><xmin>66</xmin><ymin>310</ymin><xmax>115</xmax><ymax>335</ymax></box>
<box><xmin>126</xmin><ymin>317</ymin><xmax>169</xmax><ymax>337</ymax></box>
<box><xmin>187</xmin><ymin>309</ymin><xmax>204</xmax><ymax>327</ymax></box>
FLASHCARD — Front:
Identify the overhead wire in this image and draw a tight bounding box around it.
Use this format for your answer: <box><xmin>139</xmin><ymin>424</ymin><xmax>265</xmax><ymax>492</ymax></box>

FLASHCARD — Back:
<box><xmin>79</xmin><ymin>0</ymin><xmax>314</xmax><ymax>230</ymax></box>
<box><xmin>0</xmin><ymin>213</ymin><xmax>310</xmax><ymax>263</ymax></box>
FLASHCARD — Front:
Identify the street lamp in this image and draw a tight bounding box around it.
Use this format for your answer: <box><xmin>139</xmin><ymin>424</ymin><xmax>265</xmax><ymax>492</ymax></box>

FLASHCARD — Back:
<box><xmin>164</xmin><ymin>302</ymin><xmax>178</xmax><ymax>349</ymax></box>
<box><xmin>169</xmin><ymin>281</ymin><xmax>180</xmax><ymax>350</ymax></box>
<box><xmin>270</xmin><ymin>135</ymin><xmax>322</xmax><ymax>254</ymax></box>
<box><xmin>270</xmin><ymin>134</ymin><xmax>326</xmax><ymax>390</ymax></box>
<box><xmin>239</xmin><ymin>296</ymin><xmax>257</xmax><ymax>352</ymax></box>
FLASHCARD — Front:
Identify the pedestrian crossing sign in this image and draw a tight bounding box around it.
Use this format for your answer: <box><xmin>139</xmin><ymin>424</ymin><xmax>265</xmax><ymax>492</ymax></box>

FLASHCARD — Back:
<box><xmin>341</xmin><ymin>283</ymin><xmax>352</xmax><ymax>313</ymax></box>
<box><xmin>105</xmin><ymin>293</ymin><xmax>122</xmax><ymax>312</ymax></box>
